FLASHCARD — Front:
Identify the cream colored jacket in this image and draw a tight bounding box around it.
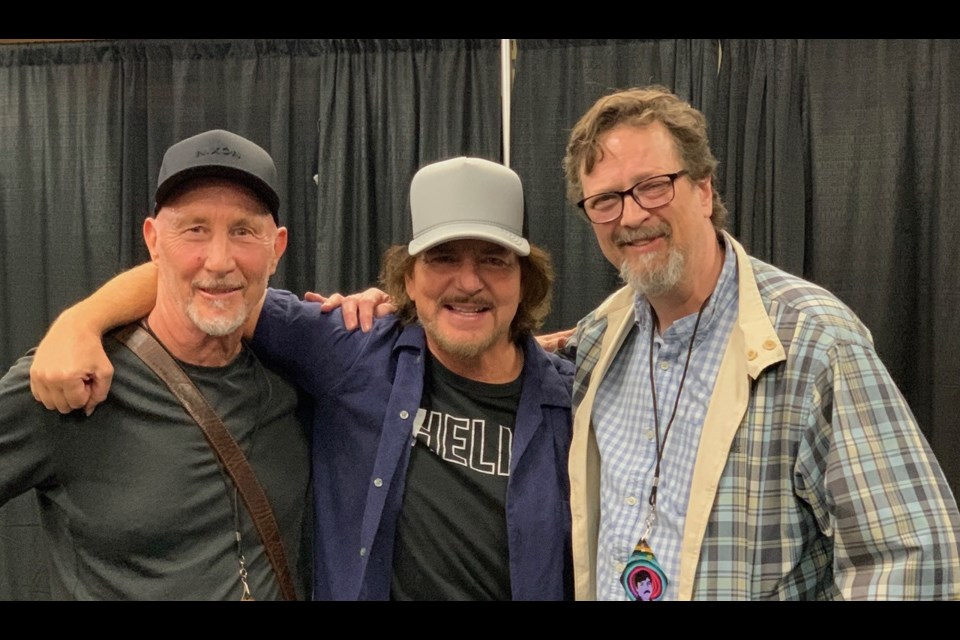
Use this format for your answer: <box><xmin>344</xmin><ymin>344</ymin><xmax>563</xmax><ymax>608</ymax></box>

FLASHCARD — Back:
<box><xmin>569</xmin><ymin>234</ymin><xmax>784</xmax><ymax>600</ymax></box>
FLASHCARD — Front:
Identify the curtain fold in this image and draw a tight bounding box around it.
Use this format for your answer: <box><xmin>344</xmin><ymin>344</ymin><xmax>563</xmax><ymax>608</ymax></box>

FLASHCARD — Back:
<box><xmin>712</xmin><ymin>39</ymin><xmax>808</xmax><ymax>273</ymax></box>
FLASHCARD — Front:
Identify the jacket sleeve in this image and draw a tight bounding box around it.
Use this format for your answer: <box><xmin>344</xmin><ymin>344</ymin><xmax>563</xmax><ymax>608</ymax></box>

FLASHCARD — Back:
<box><xmin>797</xmin><ymin>339</ymin><xmax>960</xmax><ymax>599</ymax></box>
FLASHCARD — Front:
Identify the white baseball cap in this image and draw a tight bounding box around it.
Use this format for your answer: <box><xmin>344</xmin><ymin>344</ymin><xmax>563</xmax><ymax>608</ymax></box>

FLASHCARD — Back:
<box><xmin>407</xmin><ymin>156</ymin><xmax>530</xmax><ymax>256</ymax></box>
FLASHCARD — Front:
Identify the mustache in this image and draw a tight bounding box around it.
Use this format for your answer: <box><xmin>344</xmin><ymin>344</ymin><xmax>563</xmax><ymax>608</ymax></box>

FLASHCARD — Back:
<box><xmin>613</xmin><ymin>223</ymin><xmax>671</xmax><ymax>246</ymax></box>
<box><xmin>192</xmin><ymin>278</ymin><xmax>245</xmax><ymax>292</ymax></box>
<box><xmin>438</xmin><ymin>295</ymin><xmax>495</xmax><ymax>309</ymax></box>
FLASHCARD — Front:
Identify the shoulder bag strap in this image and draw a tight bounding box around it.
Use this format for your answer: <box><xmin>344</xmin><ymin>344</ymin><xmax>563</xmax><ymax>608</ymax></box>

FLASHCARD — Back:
<box><xmin>111</xmin><ymin>321</ymin><xmax>299</xmax><ymax>601</ymax></box>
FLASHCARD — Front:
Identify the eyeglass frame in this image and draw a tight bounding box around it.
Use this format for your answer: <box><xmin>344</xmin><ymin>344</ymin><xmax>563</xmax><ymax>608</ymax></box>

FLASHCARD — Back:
<box><xmin>576</xmin><ymin>170</ymin><xmax>689</xmax><ymax>224</ymax></box>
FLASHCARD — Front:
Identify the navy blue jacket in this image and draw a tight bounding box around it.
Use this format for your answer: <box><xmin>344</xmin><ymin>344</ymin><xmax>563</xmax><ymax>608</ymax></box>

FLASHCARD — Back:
<box><xmin>252</xmin><ymin>288</ymin><xmax>574</xmax><ymax>600</ymax></box>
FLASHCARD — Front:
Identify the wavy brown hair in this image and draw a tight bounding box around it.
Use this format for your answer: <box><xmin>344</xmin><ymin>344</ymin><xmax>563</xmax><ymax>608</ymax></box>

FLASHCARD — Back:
<box><xmin>562</xmin><ymin>85</ymin><xmax>728</xmax><ymax>231</ymax></box>
<box><xmin>379</xmin><ymin>243</ymin><xmax>555</xmax><ymax>343</ymax></box>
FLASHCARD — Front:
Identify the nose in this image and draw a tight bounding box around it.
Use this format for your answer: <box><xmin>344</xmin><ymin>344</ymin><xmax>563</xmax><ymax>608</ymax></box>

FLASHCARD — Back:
<box><xmin>619</xmin><ymin>193</ymin><xmax>651</xmax><ymax>227</ymax></box>
<box><xmin>203</xmin><ymin>232</ymin><xmax>237</xmax><ymax>274</ymax></box>
<box><xmin>455</xmin><ymin>258</ymin><xmax>483</xmax><ymax>294</ymax></box>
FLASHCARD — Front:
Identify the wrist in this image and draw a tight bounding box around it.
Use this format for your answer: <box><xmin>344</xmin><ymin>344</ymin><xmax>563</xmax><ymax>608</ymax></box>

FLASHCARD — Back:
<box><xmin>56</xmin><ymin>302</ymin><xmax>110</xmax><ymax>337</ymax></box>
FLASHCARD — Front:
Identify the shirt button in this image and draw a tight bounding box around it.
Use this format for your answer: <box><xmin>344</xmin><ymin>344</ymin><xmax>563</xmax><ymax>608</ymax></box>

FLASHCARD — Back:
<box><xmin>625</xmin><ymin>496</ymin><xmax>638</xmax><ymax>506</ymax></box>
<box><xmin>359</xmin><ymin>548</ymin><xmax>367</xmax><ymax>557</ymax></box>
<box><xmin>747</xmin><ymin>349</ymin><xmax>758</xmax><ymax>361</ymax></box>
<box><xmin>644</xmin><ymin>429</ymin><xmax>655</xmax><ymax>441</ymax></box>
<box><xmin>659</xmin><ymin>361</ymin><xmax>669</xmax><ymax>371</ymax></box>
<box><xmin>615</xmin><ymin>561</ymin><xmax>625</xmax><ymax>573</ymax></box>
<box><xmin>373</xmin><ymin>478</ymin><xmax>383</xmax><ymax>488</ymax></box>
<box><xmin>762</xmin><ymin>339</ymin><xmax>777</xmax><ymax>350</ymax></box>
<box><xmin>399</xmin><ymin>410</ymin><xmax>409</xmax><ymax>420</ymax></box>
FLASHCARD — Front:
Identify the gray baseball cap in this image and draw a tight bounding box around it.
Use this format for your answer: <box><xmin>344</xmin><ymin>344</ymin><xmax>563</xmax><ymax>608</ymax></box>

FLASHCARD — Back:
<box><xmin>408</xmin><ymin>156</ymin><xmax>529</xmax><ymax>256</ymax></box>
<box><xmin>154</xmin><ymin>129</ymin><xmax>280</xmax><ymax>224</ymax></box>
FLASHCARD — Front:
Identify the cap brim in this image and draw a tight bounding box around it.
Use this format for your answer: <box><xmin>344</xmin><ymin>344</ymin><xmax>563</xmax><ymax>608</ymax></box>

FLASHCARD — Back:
<box><xmin>408</xmin><ymin>222</ymin><xmax>530</xmax><ymax>256</ymax></box>
<box><xmin>154</xmin><ymin>165</ymin><xmax>280</xmax><ymax>225</ymax></box>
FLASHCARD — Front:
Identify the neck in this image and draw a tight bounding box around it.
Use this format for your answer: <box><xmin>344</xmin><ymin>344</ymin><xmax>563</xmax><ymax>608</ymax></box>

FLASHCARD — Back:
<box><xmin>146</xmin><ymin>306</ymin><xmax>243</xmax><ymax>367</ymax></box>
<box><xmin>648</xmin><ymin>233</ymin><xmax>724</xmax><ymax>334</ymax></box>
<box><xmin>427</xmin><ymin>339</ymin><xmax>524</xmax><ymax>384</ymax></box>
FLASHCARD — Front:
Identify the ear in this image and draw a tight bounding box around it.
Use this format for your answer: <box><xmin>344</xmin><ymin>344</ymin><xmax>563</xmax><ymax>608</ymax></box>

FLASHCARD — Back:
<box><xmin>269</xmin><ymin>226</ymin><xmax>289</xmax><ymax>276</ymax></box>
<box><xmin>143</xmin><ymin>216</ymin><xmax>161</xmax><ymax>262</ymax></box>
<box><xmin>404</xmin><ymin>269</ymin><xmax>416</xmax><ymax>301</ymax></box>
<box><xmin>696</xmin><ymin>176</ymin><xmax>713</xmax><ymax>218</ymax></box>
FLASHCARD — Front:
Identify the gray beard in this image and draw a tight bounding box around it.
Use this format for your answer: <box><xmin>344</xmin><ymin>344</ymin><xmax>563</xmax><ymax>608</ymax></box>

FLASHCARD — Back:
<box><xmin>186</xmin><ymin>300</ymin><xmax>246</xmax><ymax>337</ymax></box>
<box><xmin>619</xmin><ymin>246</ymin><xmax>686</xmax><ymax>298</ymax></box>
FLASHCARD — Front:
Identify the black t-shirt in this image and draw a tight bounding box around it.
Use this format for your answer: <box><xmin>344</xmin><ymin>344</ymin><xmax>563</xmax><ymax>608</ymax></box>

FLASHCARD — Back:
<box><xmin>0</xmin><ymin>334</ymin><xmax>312</xmax><ymax>600</ymax></box>
<box><xmin>390</xmin><ymin>352</ymin><xmax>522</xmax><ymax>600</ymax></box>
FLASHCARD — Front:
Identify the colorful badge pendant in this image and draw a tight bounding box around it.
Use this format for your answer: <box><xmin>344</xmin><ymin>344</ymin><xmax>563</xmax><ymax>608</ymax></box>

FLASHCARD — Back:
<box><xmin>620</xmin><ymin>540</ymin><xmax>668</xmax><ymax>601</ymax></box>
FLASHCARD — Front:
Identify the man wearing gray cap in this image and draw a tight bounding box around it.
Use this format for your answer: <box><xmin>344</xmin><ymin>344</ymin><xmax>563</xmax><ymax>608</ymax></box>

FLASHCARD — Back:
<box><xmin>0</xmin><ymin>129</ymin><xmax>311</xmax><ymax>600</ymax></box>
<box><xmin>29</xmin><ymin>155</ymin><xmax>574</xmax><ymax>600</ymax></box>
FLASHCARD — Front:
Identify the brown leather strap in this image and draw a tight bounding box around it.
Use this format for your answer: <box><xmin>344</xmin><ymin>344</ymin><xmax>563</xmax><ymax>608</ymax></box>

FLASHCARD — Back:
<box><xmin>111</xmin><ymin>322</ymin><xmax>298</xmax><ymax>601</ymax></box>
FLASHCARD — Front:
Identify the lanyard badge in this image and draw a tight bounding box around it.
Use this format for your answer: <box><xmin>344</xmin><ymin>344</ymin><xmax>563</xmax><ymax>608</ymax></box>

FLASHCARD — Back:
<box><xmin>620</xmin><ymin>540</ymin><xmax>667</xmax><ymax>601</ymax></box>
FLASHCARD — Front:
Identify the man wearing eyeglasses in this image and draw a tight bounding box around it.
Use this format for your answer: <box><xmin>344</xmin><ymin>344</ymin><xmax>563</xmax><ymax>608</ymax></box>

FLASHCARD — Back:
<box><xmin>561</xmin><ymin>85</ymin><xmax>960</xmax><ymax>600</ymax></box>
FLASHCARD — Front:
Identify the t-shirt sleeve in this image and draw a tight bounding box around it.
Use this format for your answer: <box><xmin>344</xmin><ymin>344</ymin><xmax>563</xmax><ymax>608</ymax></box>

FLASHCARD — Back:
<box><xmin>0</xmin><ymin>353</ymin><xmax>59</xmax><ymax>506</ymax></box>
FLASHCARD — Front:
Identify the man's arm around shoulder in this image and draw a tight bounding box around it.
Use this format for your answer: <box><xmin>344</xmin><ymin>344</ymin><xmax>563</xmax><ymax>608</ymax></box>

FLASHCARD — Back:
<box><xmin>30</xmin><ymin>262</ymin><xmax>158</xmax><ymax>415</ymax></box>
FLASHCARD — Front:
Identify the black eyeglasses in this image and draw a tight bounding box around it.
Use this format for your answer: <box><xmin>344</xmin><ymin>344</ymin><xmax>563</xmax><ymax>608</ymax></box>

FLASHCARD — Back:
<box><xmin>577</xmin><ymin>170</ymin><xmax>689</xmax><ymax>224</ymax></box>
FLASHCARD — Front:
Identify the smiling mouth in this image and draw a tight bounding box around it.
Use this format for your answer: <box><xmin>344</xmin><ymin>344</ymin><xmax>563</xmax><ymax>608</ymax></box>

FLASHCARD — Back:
<box><xmin>444</xmin><ymin>303</ymin><xmax>491</xmax><ymax>314</ymax></box>
<box><xmin>617</xmin><ymin>236</ymin><xmax>659</xmax><ymax>248</ymax></box>
<box><xmin>196</xmin><ymin>285</ymin><xmax>243</xmax><ymax>297</ymax></box>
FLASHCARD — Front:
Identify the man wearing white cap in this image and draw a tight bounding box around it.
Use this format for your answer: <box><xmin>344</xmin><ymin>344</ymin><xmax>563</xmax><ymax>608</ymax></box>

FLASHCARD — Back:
<box><xmin>29</xmin><ymin>156</ymin><xmax>574</xmax><ymax>601</ymax></box>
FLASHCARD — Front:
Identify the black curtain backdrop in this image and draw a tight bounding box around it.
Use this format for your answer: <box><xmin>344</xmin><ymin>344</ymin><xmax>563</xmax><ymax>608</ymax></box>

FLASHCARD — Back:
<box><xmin>0</xmin><ymin>38</ymin><xmax>957</xmax><ymax>600</ymax></box>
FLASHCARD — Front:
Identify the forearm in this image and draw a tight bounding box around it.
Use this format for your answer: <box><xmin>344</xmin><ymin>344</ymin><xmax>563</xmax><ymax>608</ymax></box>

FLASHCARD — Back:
<box><xmin>54</xmin><ymin>262</ymin><xmax>158</xmax><ymax>335</ymax></box>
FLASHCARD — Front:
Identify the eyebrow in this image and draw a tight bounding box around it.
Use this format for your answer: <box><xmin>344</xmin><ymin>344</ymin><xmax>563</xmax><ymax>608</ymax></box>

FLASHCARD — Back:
<box><xmin>167</xmin><ymin>210</ymin><xmax>266</xmax><ymax>226</ymax></box>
